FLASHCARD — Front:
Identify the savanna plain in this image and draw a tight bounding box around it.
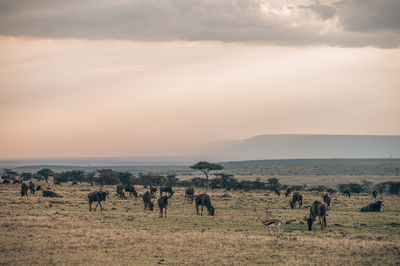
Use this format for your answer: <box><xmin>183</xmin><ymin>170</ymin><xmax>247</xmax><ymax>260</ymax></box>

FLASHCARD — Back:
<box><xmin>1</xmin><ymin>178</ymin><xmax>399</xmax><ymax>265</ymax></box>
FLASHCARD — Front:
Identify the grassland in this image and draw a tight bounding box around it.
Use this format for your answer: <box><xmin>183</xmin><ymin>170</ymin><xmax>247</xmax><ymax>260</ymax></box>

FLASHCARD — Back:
<box><xmin>0</xmin><ymin>182</ymin><xmax>399</xmax><ymax>265</ymax></box>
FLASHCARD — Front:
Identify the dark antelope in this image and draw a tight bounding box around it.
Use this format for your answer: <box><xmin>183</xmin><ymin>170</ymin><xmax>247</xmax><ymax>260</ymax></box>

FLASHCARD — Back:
<box><xmin>160</xmin><ymin>185</ymin><xmax>174</xmax><ymax>197</ymax></box>
<box><xmin>322</xmin><ymin>193</ymin><xmax>331</xmax><ymax>210</ymax></box>
<box><xmin>158</xmin><ymin>194</ymin><xmax>172</xmax><ymax>218</ymax></box>
<box><xmin>195</xmin><ymin>194</ymin><xmax>214</xmax><ymax>216</ymax></box>
<box><xmin>290</xmin><ymin>192</ymin><xmax>303</xmax><ymax>209</ymax></box>
<box><xmin>142</xmin><ymin>191</ymin><xmax>154</xmax><ymax>211</ymax></box>
<box><xmin>88</xmin><ymin>191</ymin><xmax>107</xmax><ymax>212</ymax></box>
<box><xmin>184</xmin><ymin>187</ymin><xmax>194</xmax><ymax>203</ymax></box>
<box><xmin>304</xmin><ymin>200</ymin><xmax>328</xmax><ymax>231</ymax></box>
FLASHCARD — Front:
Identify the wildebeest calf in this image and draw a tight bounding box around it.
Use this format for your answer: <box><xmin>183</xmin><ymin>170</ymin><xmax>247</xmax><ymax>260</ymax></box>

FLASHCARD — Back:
<box><xmin>88</xmin><ymin>191</ymin><xmax>107</xmax><ymax>211</ymax></box>
<box><xmin>21</xmin><ymin>182</ymin><xmax>28</xmax><ymax>196</ymax></box>
<box><xmin>195</xmin><ymin>194</ymin><xmax>214</xmax><ymax>216</ymax></box>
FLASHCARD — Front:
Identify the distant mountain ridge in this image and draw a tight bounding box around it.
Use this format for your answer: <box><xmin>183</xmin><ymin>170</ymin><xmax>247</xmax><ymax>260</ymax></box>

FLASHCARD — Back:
<box><xmin>206</xmin><ymin>134</ymin><xmax>400</xmax><ymax>161</ymax></box>
<box><xmin>0</xmin><ymin>134</ymin><xmax>399</xmax><ymax>168</ymax></box>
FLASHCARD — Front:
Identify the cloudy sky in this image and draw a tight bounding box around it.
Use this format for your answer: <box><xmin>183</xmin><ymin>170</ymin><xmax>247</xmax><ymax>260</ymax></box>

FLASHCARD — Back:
<box><xmin>0</xmin><ymin>0</ymin><xmax>399</xmax><ymax>159</ymax></box>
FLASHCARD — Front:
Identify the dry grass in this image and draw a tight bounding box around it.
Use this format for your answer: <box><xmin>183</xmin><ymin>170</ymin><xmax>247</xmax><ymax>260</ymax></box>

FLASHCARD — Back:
<box><xmin>0</xmin><ymin>183</ymin><xmax>399</xmax><ymax>265</ymax></box>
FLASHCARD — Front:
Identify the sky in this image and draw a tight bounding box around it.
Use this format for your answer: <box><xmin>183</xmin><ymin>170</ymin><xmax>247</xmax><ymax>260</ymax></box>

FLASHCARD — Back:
<box><xmin>0</xmin><ymin>0</ymin><xmax>399</xmax><ymax>159</ymax></box>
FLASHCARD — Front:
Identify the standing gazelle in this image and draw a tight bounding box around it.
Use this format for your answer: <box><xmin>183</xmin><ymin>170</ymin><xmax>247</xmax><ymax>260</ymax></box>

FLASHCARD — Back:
<box><xmin>256</xmin><ymin>216</ymin><xmax>282</xmax><ymax>235</ymax></box>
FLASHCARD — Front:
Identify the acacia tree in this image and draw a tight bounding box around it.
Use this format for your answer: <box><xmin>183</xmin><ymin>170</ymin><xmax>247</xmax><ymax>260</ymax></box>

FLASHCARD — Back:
<box><xmin>37</xmin><ymin>168</ymin><xmax>54</xmax><ymax>183</ymax></box>
<box><xmin>190</xmin><ymin>161</ymin><xmax>223</xmax><ymax>188</ymax></box>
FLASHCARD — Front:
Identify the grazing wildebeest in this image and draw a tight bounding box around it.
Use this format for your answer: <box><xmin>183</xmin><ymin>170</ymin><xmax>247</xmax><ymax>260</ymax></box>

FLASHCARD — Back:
<box><xmin>88</xmin><ymin>191</ymin><xmax>107</xmax><ymax>212</ymax></box>
<box><xmin>142</xmin><ymin>191</ymin><xmax>154</xmax><ymax>211</ymax></box>
<box><xmin>116</xmin><ymin>185</ymin><xmax>125</xmax><ymax>198</ymax></box>
<box><xmin>125</xmin><ymin>185</ymin><xmax>138</xmax><ymax>198</ymax></box>
<box><xmin>21</xmin><ymin>182</ymin><xmax>28</xmax><ymax>196</ymax></box>
<box><xmin>158</xmin><ymin>194</ymin><xmax>172</xmax><ymax>218</ymax></box>
<box><xmin>322</xmin><ymin>193</ymin><xmax>331</xmax><ymax>210</ymax></box>
<box><xmin>290</xmin><ymin>192</ymin><xmax>303</xmax><ymax>209</ymax></box>
<box><xmin>285</xmin><ymin>188</ymin><xmax>292</xmax><ymax>197</ymax></box>
<box><xmin>36</xmin><ymin>185</ymin><xmax>42</xmax><ymax>191</ymax></box>
<box><xmin>195</xmin><ymin>194</ymin><xmax>214</xmax><ymax>216</ymax></box>
<box><xmin>160</xmin><ymin>185</ymin><xmax>174</xmax><ymax>197</ymax></box>
<box><xmin>304</xmin><ymin>200</ymin><xmax>328</xmax><ymax>231</ymax></box>
<box><xmin>150</xmin><ymin>186</ymin><xmax>157</xmax><ymax>197</ymax></box>
<box><xmin>43</xmin><ymin>190</ymin><xmax>63</xmax><ymax>198</ymax></box>
<box><xmin>361</xmin><ymin>201</ymin><xmax>383</xmax><ymax>212</ymax></box>
<box><xmin>372</xmin><ymin>190</ymin><xmax>378</xmax><ymax>199</ymax></box>
<box><xmin>274</xmin><ymin>189</ymin><xmax>281</xmax><ymax>196</ymax></box>
<box><xmin>14</xmin><ymin>179</ymin><xmax>22</xmax><ymax>184</ymax></box>
<box><xmin>184</xmin><ymin>187</ymin><xmax>194</xmax><ymax>203</ymax></box>
<box><xmin>29</xmin><ymin>181</ymin><xmax>35</xmax><ymax>194</ymax></box>
<box><xmin>3</xmin><ymin>179</ymin><xmax>10</xmax><ymax>184</ymax></box>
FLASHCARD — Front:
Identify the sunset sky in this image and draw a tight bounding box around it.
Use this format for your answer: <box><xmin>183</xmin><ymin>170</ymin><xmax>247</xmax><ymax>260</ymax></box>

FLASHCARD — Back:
<box><xmin>0</xmin><ymin>0</ymin><xmax>399</xmax><ymax>159</ymax></box>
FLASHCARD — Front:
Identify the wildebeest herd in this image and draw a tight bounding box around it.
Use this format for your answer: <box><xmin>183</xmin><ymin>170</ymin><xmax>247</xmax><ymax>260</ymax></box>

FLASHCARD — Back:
<box><xmin>13</xmin><ymin>181</ymin><xmax>385</xmax><ymax>233</ymax></box>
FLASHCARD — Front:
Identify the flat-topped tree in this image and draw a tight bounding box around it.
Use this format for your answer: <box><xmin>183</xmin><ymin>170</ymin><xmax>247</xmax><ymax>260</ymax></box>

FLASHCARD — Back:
<box><xmin>190</xmin><ymin>161</ymin><xmax>223</xmax><ymax>189</ymax></box>
<box><xmin>37</xmin><ymin>168</ymin><xmax>54</xmax><ymax>183</ymax></box>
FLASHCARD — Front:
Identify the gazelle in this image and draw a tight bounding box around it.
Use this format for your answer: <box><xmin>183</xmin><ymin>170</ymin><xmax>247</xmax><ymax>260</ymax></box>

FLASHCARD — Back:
<box><xmin>256</xmin><ymin>216</ymin><xmax>282</xmax><ymax>235</ymax></box>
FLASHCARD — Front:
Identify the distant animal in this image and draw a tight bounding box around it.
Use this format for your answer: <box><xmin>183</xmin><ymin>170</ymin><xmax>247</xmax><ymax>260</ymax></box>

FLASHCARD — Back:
<box><xmin>116</xmin><ymin>185</ymin><xmax>125</xmax><ymax>198</ymax></box>
<box><xmin>184</xmin><ymin>187</ymin><xmax>194</xmax><ymax>203</ymax></box>
<box><xmin>274</xmin><ymin>189</ymin><xmax>281</xmax><ymax>196</ymax></box>
<box><xmin>21</xmin><ymin>182</ymin><xmax>28</xmax><ymax>196</ymax></box>
<box><xmin>160</xmin><ymin>185</ymin><xmax>174</xmax><ymax>197</ymax></box>
<box><xmin>3</xmin><ymin>179</ymin><xmax>10</xmax><ymax>184</ymax></box>
<box><xmin>29</xmin><ymin>181</ymin><xmax>35</xmax><ymax>194</ymax></box>
<box><xmin>360</xmin><ymin>201</ymin><xmax>383</xmax><ymax>212</ymax></box>
<box><xmin>13</xmin><ymin>179</ymin><xmax>22</xmax><ymax>184</ymax></box>
<box><xmin>150</xmin><ymin>186</ymin><xmax>157</xmax><ymax>197</ymax></box>
<box><xmin>195</xmin><ymin>194</ymin><xmax>214</xmax><ymax>216</ymax></box>
<box><xmin>256</xmin><ymin>216</ymin><xmax>282</xmax><ymax>235</ymax></box>
<box><xmin>304</xmin><ymin>200</ymin><xmax>328</xmax><ymax>231</ymax></box>
<box><xmin>72</xmin><ymin>181</ymin><xmax>78</xmax><ymax>185</ymax></box>
<box><xmin>290</xmin><ymin>192</ymin><xmax>303</xmax><ymax>209</ymax></box>
<box><xmin>43</xmin><ymin>190</ymin><xmax>63</xmax><ymax>198</ymax></box>
<box><xmin>158</xmin><ymin>194</ymin><xmax>172</xmax><ymax>218</ymax></box>
<box><xmin>125</xmin><ymin>185</ymin><xmax>138</xmax><ymax>198</ymax></box>
<box><xmin>36</xmin><ymin>185</ymin><xmax>42</xmax><ymax>191</ymax></box>
<box><xmin>285</xmin><ymin>188</ymin><xmax>292</xmax><ymax>197</ymax></box>
<box><xmin>322</xmin><ymin>193</ymin><xmax>331</xmax><ymax>210</ymax></box>
<box><xmin>88</xmin><ymin>191</ymin><xmax>107</xmax><ymax>212</ymax></box>
<box><xmin>142</xmin><ymin>191</ymin><xmax>154</xmax><ymax>211</ymax></box>
<box><xmin>372</xmin><ymin>190</ymin><xmax>378</xmax><ymax>199</ymax></box>
<box><xmin>342</xmin><ymin>189</ymin><xmax>351</xmax><ymax>197</ymax></box>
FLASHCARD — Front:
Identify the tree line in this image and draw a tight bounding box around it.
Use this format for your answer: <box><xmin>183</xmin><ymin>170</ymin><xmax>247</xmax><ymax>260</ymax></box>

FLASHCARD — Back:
<box><xmin>2</xmin><ymin>162</ymin><xmax>400</xmax><ymax>195</ymax></box>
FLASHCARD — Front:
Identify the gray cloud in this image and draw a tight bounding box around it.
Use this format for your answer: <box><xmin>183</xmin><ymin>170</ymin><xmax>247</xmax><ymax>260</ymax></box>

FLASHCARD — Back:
<box><xmin>0</xmin><ymin>0</ymin><xmax>399</xmax><ymax>48</ymax></box>
<box><xmin>337</xmin><ymin>0</ymin><xmax>400</xmax><ymax>32</ymax></box>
